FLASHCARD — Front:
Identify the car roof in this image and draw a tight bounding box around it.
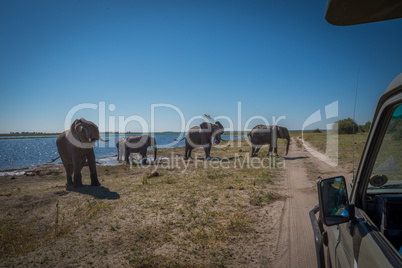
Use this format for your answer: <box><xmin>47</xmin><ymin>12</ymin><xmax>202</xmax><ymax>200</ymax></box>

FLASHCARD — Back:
<box><xmin>370</xmin><ymin>73</ymin><xmax>402</xmax><ymax>127</ymax></box>
<box><xmin>325</xmin><ymin>0</ymin><xmax>402</xmax><ymax>26</ymax></box>
<box><xmin>386</xmin><ymin>74</ymin><xmax>402</xmax><ymax>94</ymax></box>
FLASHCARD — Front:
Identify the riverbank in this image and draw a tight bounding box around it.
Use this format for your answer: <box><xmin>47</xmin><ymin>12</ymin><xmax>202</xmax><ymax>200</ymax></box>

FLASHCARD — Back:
<box><xmin>0</xmin><ymin>138</ymin><xmax>290</xmax><ymax>267</ymax></box>
<box><xmin>0</xmin><ymin>133</ymin><xmax>245</xmax><ymax>171</ymax></box>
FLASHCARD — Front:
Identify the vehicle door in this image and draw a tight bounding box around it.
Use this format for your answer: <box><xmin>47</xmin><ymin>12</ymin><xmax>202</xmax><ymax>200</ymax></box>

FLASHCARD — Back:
<box><xmin>335</xmin><ymin>101</ymin><xmax>402</xmax><ymax>267</ymax></box>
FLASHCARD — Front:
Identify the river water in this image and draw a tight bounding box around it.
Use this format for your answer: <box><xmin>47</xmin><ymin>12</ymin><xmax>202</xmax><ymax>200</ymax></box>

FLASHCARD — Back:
<box><xmin>0</xmin><ymin>133</ymin><xmax>243</xmax><ymax>171</ymax></box>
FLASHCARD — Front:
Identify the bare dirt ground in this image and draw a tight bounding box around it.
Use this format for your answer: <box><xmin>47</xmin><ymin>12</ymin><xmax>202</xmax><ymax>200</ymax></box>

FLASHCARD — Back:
<box><xmin>270</xmin><ymin>138</ymin><xmax>352</xmax><ymax>267</ymax></box>
<box><xmin>0</xmin><ymin>138</ymin><xmax>352</xmax><ymax>267</ymax></box>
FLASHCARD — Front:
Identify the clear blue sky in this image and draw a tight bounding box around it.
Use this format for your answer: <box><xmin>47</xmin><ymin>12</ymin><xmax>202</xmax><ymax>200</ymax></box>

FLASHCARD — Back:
<box><xmin>1</xmin><ymin>0</ymin><xmax>401</xmax><ymax>133</ymax></box>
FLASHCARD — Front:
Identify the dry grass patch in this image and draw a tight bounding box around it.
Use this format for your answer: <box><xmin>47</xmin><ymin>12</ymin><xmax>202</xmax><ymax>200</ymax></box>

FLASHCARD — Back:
<box><xmin>1</xmin><ymin>139</ymin><xmax>286</xmax><ymax>267</ymax></box>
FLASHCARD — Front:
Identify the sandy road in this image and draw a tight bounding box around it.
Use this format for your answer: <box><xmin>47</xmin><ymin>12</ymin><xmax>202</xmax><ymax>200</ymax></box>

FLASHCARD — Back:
<box><xmin>271</xmin><ymin>138</ymin><xmax>351</xmax><ymax>267</ymax></box>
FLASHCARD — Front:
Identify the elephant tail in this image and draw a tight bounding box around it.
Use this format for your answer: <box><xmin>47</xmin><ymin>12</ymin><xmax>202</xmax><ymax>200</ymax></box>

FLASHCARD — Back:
<box><xmin>154</xmin><ymin>147</ymin><xmax>157</xmax><ymax>161</ymax></box>
<box><xmin>50</xmin><ymin>156</ymin><xmax>60</xmax><ymax>163</ymax></box>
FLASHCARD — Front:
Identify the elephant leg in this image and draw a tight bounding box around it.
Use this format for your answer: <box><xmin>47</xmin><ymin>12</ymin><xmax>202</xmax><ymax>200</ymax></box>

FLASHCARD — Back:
<box><xmin>268</xmin><ymin>145</ymin><xmax>273</xmax><ymax>157</ymax></box>
<box><xmin>125</xmin><ymin>149</ymin><xmax>130</xmax><ymax>164</ymax></box>
<box><xmin>73</xmin><ymin>173</ymin><xmax>83</xmax><ymax>188</ymax></box>
<box><xmin>204</xmin><ymin>144</ymin><xmax>211</xmax><ymax>160</ymax></box>
<box><xmin>88</xmin><ymin>150</ymin><xmax>100</xmax><ymax>186</ymax></box>
<box><xmin>255</xmin><ymin>147</ymin><xmax>261</xmax><ymax>156</ymax></box>
<box><xmin>273</xmin><ymin>146</ymin><xmax>278</xmax><ymax>156</ymax></box>
<box><xmin>140</xmin><ymin>150</ymin><xmax>147</xmax><ymax>165</ymax></box>
<box><xmin>73</xmin><ymin>170</ymin><xmax>83</xmax><ymax>188</ymax></box>
<box><xmin>65</xmin><ymin>164</ymin><xmax>73</xmax><ymax>186</ymax></box>
<box><xmin>72</xmin><ymin>156</ymin><xmax>84</xmax><ymax>188</ymax></box>
<box><xmin>184</xmin><ymin>143</ymin><xmax>190</xmax><ymax>160</ymax></box>
<box><xmin>188</xmin><ymin>148</ymin><xmax>193</xmax><ymax>159</ymax></box>
<box><xmin>251</xmin><ymin>146</ymin><xmax>256</xmax><ymax>157</ymax></box>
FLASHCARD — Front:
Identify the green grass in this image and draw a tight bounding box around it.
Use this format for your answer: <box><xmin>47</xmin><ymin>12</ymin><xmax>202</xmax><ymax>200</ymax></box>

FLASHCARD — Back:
<box><xmin>294</xmin><ymin>131</ymin><xmax>369</xmax><ymax>170</ymax></box>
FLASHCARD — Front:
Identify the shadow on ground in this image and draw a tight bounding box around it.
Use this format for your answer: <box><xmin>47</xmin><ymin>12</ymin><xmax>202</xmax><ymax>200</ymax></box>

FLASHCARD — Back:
<box><xmin>283</xmin><ymin>156</ymin><xmax>310</xmax><ymax>161</ymax></box>
<box><xmin>67</xmin><ymin>185</ymin><xmax>120</xmax><ymax>200</ymax></box>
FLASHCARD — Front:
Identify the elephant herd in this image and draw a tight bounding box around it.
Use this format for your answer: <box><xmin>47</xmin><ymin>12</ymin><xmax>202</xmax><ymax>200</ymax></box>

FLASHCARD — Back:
<box><xmin>56</xmin><ymin>118</ymin><xmax>290</xmax><ymax>188</ymax></box>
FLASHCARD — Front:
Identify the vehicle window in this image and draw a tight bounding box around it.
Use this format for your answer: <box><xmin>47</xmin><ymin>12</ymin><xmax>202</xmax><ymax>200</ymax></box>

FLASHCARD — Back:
<box><xmin>368</xmin><ymin>104</ymin><xmax>402</xmax><ymax>193</ymax></box>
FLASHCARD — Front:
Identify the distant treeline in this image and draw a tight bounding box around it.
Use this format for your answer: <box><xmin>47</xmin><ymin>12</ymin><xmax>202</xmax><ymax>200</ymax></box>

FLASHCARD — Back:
<box><xmin>311</xmin><ymin>118</ymin><xmax>372</xmax><ymax>134</ymax></box>
<box><xmin>8</xmin><ymin>132</ymin><xmax>55</xmax><ymax>135</ymax></box>
<box><xmin>1</xmin><ymin>132</ymin><xmax>60</xmax><ymax>137</ymax></box>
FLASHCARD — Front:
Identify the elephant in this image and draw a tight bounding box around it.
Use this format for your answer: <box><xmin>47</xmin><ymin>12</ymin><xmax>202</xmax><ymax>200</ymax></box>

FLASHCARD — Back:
<box><xmin>56</xmin><ymin>118</ymin><xmax>109</xmax><ymax>188</ymax></box>
<box><xmin>116</xmin><ymin>135</ymin><xmax>157</xmax><ymax>165</ymax></box>
<box><xmin>181</xmin><ymin>121</ymin><xmax>224</xmax><ymax>160</ymax></box>
<box><xmin>248</xmin><ymin>125</ymin><xmax>290</xmax><ymax>157</ymax></box>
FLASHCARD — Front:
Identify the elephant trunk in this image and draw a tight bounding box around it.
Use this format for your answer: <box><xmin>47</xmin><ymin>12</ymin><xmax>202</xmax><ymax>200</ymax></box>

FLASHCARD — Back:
<box><xmin>285</xmin><ymin>138</ymin><xmax>290</xmax><ymax>155</ymax></box>
<box><xmin>150</xmin><ymin>136</ymin><xmax>157</xmax><ymax>161</ymax></box>
<box><xmin>213</xmin><ymin>135</ymin><xmax>221</xmax><ymax>145</ymax></box>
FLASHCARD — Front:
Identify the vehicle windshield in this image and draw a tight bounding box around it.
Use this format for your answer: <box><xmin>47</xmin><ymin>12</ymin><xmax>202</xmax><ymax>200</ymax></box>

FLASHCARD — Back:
<box><xmin>368</xmin><ymin>104</ymin><xmax>402</xmax><ymax>193</ymax></box>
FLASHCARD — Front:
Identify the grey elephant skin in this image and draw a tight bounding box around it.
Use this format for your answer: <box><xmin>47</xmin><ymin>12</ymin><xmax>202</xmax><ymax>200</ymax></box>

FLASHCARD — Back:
<box><xmin>248</xmin><ymin>125</ymin><xmax>290</xmax><ymax>156</ymax></box>
<box><xmin>184</xmin><ymin>121</ymin><xmax>224</xmax><ymax>160</ymax></box>
<box><xmin>116</xmin><ymin>135</ymin><xmax>157</xmax><ymax>165</ymax></box>
<box><xmin>56</xmin><ymin>119</ymin><xmax>107</xmax><ymax>188</ymax></box>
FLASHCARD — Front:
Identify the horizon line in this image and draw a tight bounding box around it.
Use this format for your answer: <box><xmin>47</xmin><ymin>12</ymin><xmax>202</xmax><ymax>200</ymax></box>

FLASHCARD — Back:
<box><xmin>0</xmin><ymin>129</ymin><xmax>328</xmax><ymax>136</ymax></box>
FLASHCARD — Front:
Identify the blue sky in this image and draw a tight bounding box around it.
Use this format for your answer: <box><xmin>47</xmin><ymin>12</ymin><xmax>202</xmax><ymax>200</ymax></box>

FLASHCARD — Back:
<box><xmin>1</xmin><ymin>0</ymin><xmax>401</xmax><ymax>133</ymax></box>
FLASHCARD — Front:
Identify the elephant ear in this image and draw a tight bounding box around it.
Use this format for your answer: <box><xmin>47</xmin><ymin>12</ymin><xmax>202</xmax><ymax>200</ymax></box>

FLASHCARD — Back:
<box><xmin>278</xmin><ymin>126</ymin><xmax>288</xmax><ymax>139</ymax></box>
<box><xmin>72</xmin><ymin>119</ymin><xmax>81</xmax><ymax>130</ymax></box>
<box><xmin>215</xmin><ymin>121</ymin><xmax>223</xmax><ymax>130</ymax></box>
<box><xmin>200</xmin><ymin>122</ymin><xmax>212</xmax><ymax>131</ymax></box>
<box><xmin>76</xmin><ymin>120</ymin><xmax>84</xmax><ymax>133</ymax></box>
<box><xmin>277</xmin><ymin>126</ymin><xmax>283</xmax><ymax>137</ymax></box>
<box><xmin>72</xmin><ymin>118</ymin><xmax>90</xmax><ymax>142</ymax></box>
<box><xmin>278</xmin><ymin>126</ymin><xmax>290</xmax><ymax>155</ymax></box>
<box><xmin>70</xmin><ymin>119</ymin><xmax>82</xmax><ymax>141</ymax></box>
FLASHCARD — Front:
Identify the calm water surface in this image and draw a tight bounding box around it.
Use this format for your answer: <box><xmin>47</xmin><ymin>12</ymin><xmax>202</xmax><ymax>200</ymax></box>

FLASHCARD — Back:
<box><xmin>0</xmin><ymin>133</ymin><xmax>242</xmax><ymax>171</ymax></box>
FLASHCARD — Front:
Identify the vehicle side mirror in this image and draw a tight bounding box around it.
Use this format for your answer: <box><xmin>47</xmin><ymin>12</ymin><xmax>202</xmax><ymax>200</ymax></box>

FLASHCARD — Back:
<box><xmin>317</xmin><ymin>176</ymin><xmax>354</xmax><ymax>226</ymax></box>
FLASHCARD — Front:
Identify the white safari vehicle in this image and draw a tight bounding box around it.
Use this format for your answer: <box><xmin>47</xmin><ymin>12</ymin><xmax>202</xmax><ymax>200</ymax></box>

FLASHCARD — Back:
<box><xmin>311</xmin><ymin>74</ymin><xmax>402</xmax><ymax>267</ymax></box>
<box><xmin>310</xmin><ymin>1</ymin><xmax>402</xmax><ymax>267</ymax></box>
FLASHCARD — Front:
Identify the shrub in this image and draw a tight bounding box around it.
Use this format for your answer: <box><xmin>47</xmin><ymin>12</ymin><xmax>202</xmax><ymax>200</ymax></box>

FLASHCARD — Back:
<box><xmin>358</xmin><ymin>121</ymin><xmax>371</xmax><ymax>132</ymax></box>
<box><xmin>336</xmin><ymin>118</ymin><xmax>358</xmax><ymax>134</ymax></box>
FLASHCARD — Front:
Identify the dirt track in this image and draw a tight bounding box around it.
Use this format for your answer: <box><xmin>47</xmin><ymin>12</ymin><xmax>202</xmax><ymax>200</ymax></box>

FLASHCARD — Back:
<box><xmin>270</xmin><ymin>138</ymin><xmax>352</xmax><ymax>267</ymax></box>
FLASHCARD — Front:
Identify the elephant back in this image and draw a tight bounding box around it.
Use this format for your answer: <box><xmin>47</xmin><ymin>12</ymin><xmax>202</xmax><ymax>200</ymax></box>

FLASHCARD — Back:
<box><xmin>249</xmin><ymin>125</ymin><xmax>271</xmax><ymax>145</ymax></box>
<box><xmin>186</xmin><ymin>126</ymin><xmax>202</xmax><ymax>137</ymax></box>
<box><xmin>186</xmin><ymin>126</ymin><xmax>208</xmax><ymax>146</ymax></box>
<box><xmin>126</xmin><ymin>135</ymin><xmax>150</xmax><ymax>145</ymax></box>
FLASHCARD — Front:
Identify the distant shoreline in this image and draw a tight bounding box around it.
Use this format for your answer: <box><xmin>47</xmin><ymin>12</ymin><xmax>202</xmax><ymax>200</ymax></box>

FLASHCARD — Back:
<box><xmin>0</xmin><ymin>134</ymin><xmax>246</xmax><ymax>171</ymax></box>
<box><xmin>0</xmin><ymin>131</ymin><xmax>250</xmax><ymax>140</ymax></box>
<box><xmin>0</xmin><ymin>129</ymin><xmax>317</xmax><ymax>137</ymax></box>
